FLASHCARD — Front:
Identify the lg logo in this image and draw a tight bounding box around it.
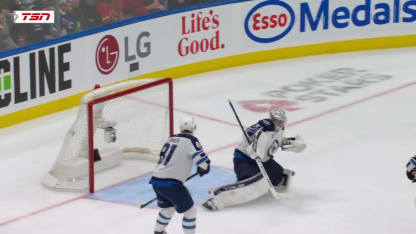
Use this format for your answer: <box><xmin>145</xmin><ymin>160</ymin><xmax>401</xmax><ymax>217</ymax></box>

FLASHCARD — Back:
<box><xmin>95</xmin><ymin>35</ymin><xmax>120</xmax><ymax>75</ymax></box>
<box><xmin>95</xmin><ymin>32</ymin><xmax>151</xmax><ymax>75</ymax></box>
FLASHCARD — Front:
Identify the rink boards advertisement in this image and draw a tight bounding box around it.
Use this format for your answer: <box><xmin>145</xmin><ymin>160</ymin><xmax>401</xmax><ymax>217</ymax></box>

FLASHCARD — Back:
<box><xmin>1</xmin><ymin>0</ymin><xmax>415</xmax><ymax>127</ymax></box>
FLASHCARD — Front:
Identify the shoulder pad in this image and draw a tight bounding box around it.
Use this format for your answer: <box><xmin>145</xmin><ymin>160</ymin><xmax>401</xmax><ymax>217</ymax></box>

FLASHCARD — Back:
<box><xmin>258</xmin><ymin>119</ymin><xmax>276</xmax><ymax>132</ymax></box>
<box><xmin>175</xmin><ymin>133</ymin><xmax>202</xmax><ymax>151</ymax></box>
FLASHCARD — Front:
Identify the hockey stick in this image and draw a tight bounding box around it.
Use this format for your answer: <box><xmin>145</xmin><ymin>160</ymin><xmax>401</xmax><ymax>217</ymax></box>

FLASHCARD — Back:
<box><xmin>227</xmin><ymin>99</ymin><xmax>251</xmax><ymax>144</ymax></box>
<box><xmin>227</xmin><ymin>99</ymin><xmax>290</xmax><ymax>200</ymax></box>
<box><xmin>137</xmin><ymin>172</ymin><xmax>199</xmax><ymax>209</ymax></box>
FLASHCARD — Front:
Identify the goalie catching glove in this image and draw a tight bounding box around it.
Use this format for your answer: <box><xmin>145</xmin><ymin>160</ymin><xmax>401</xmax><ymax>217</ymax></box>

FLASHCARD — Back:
<box><xmin>281</xmin><ymin>135</ymin><xmax>306</xmax><ymax>153</ymax></box>
<box><xmin>246</xmin><ymin>132</ymin><xmax>306</xmax><ymax>160</ymax></box>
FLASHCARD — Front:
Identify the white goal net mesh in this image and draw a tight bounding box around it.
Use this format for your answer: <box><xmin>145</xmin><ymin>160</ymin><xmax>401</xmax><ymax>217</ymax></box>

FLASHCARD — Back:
<box><xmin>42</xmin><ymin>78</ymin><xmax>172</xmax><ymax>192</ymax></box>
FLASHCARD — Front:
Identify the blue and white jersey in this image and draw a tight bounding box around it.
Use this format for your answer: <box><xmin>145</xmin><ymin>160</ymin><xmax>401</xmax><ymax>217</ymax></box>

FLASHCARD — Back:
<box><xmin>235</xmin><ymin>119</ymin><xmax>284</xmax><ymax>162</ymax></box>
<box><xmin>149</xmin><ymin>133</ymin><xmax>209</xmax><ymax>186</ymax></box>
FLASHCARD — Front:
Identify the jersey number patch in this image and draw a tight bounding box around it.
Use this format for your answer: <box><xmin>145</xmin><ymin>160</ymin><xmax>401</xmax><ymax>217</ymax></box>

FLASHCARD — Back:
<box><xmin>158</xmin><ymin>143</ymin><xmax>178</xmax><ymax>165</ymax></box>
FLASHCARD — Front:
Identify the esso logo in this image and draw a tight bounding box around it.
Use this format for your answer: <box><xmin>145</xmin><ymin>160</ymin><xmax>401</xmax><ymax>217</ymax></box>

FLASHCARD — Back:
<box><xmin>96</xmin><ymin>35</ymin><xmax>120</xmax><ymax>75</ymax></box>
<box><xmin>245</xmin><ymin>1</ymin><xmax>295</xmax><ymax>43</ymax></box>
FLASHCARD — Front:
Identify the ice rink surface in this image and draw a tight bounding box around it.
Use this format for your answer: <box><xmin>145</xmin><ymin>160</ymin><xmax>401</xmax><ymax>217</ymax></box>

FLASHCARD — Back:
<box><xmin>1</xmin><ymin>47</ymin><xmax>415</xmax><ymax>234</ymax></box>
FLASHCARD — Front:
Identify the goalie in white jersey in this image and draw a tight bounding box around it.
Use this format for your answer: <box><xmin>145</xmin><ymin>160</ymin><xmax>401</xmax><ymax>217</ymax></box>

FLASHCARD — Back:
<box><xmin>203</xmin><ymin>108</ymin><xmax>306</xmax><ymax>211</ymax></box>
<box><xmin>149</xmin><ymin>116</ymin><xmax>211</xmax><ymax>234</ymax></box>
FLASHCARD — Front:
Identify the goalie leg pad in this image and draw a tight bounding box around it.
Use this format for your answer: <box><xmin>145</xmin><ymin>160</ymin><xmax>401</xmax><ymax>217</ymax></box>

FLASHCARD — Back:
<box><xmin>233</xmin><ymin>155</ymin><xmax>259</xmax><ymax>181</ymax></box>
<box><xmin>274</xmin><ymin>168</ymin><xmax>295</xmax><ymax>193</ymax></box>
<box><xmin>203</xmin><ymin>173</ymin><xmax>268</xmax><ymax>211</ymax></box>
<box><xmin>263</xmin><ymin>159</ymin><xmax>284</xmax><ymax>186</ymax></box>
<box><xmin>233</xmin><ymin>156</ymin><xmax>283</xmax><ymax>186</ymax></box>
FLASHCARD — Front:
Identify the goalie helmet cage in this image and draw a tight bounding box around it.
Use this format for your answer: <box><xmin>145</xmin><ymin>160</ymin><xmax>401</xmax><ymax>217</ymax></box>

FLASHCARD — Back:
<box><xmin>42</xmin><ymin>78</ymin><xmax>173</xmax><ymax>193</ymax></box>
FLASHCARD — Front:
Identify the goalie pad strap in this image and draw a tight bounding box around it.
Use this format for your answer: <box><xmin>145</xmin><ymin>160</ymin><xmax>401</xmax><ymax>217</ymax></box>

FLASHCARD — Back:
<box><xmin>212</xmin><ymin>173</ymin><xmax>263</xmax><ymax>196</ymax></box>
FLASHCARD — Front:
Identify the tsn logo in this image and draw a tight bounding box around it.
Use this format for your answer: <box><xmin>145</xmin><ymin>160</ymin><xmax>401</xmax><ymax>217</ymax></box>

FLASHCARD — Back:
<box><xmin>13</xmin><ymin>11</ymin><xmax>55</xmax><ymax>24</ymax></box>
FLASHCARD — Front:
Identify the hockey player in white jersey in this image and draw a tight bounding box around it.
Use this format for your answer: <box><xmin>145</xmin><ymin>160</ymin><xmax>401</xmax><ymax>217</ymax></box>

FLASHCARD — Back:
<box><xmin>149</xmin><ymin>116</ymin><xmax>211</xmax><ymax>234</ymax></box>
<box><xmin>203</xmin><ymin>108</ymin><xmax>305</xmax><ymax>211</ymax></box>
<box><xmin>406</xmin><ymin>156</ymin><xmax>416</xmax><ymax>182</ymax></box>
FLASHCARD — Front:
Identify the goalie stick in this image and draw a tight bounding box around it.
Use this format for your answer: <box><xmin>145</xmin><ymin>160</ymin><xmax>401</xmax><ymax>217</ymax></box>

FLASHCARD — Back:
<box><xmin>137</xmin><ymin>172</ymin><xmax>199</xmax><ymax>209</ymax></box>
<box><xmin>227</xmin><ymin>99</ymin><xmax>293</xmax><ymax>200</ymax></box>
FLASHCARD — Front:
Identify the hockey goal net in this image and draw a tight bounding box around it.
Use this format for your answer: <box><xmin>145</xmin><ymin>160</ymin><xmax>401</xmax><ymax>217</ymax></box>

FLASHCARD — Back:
<box><xmin>42</xmin><ymin>78</ymin><xmax>173</xmax><ymax>193</ymax></box>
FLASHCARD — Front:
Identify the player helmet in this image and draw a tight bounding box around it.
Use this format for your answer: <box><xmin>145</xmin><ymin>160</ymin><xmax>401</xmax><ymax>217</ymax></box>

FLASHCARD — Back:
<box><xmin>270</xmin><ymin>108</ymin><xmax>287</xmax><ymax>128</ymax></box>
<box><xmin>406</xmin><ymin>156</ymin><xmax>416</xmax><ymax>182</ymax></box>
<box><xmin>180</xmin><ymin>116</ymin><xmax>197</xmax><ymax>133</ymax></box>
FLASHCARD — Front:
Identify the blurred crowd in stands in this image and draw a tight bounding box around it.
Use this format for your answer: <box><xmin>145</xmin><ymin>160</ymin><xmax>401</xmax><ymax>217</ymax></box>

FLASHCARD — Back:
<box><xmin>0</xmin><ymin>0</ymin><xmax>219</xmax><ymax>53</ymax></box>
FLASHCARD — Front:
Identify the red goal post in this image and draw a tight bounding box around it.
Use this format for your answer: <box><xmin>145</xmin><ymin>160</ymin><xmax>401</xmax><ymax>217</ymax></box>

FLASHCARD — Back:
<box><xmin>87</xmin><ymin>78</ymin><xmax>173</xmax><ymax>193</ymax></box>
<box><xmin>42</xmin><ymin>78</ymin><xmax>173</xmax><ymax>193</ymax></box>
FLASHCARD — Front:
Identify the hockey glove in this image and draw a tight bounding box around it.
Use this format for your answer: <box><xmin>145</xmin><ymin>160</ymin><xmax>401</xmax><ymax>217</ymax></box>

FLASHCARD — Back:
<box><xmin>281</xmin><ymin>135</ymin><xmax>306</xmax><ymax>153</ymax></box>
<box><xmin>197</xmin><ymin>159</ymin><xmax>211</xmax><ymax>177</ymax></box>
<box><xmin>406</xmin><ymin>156</ymin><xmax>416</xmax><ymax>182</ymax></box>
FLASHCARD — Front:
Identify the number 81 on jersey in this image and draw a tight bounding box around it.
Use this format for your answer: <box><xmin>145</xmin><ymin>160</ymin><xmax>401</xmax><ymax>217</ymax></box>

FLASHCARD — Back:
<box><xmin>158</xmin><ymin>143</ymin><xmax>178</xmax><ymax>165</ymax></box>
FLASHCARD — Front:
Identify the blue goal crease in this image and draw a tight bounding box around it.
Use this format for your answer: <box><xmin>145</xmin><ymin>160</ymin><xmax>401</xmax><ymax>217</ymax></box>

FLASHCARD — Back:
<box><xmin>88</xmin><ymin>167</ymin><xmax>236</xmax><ymax>208</ymax></box>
